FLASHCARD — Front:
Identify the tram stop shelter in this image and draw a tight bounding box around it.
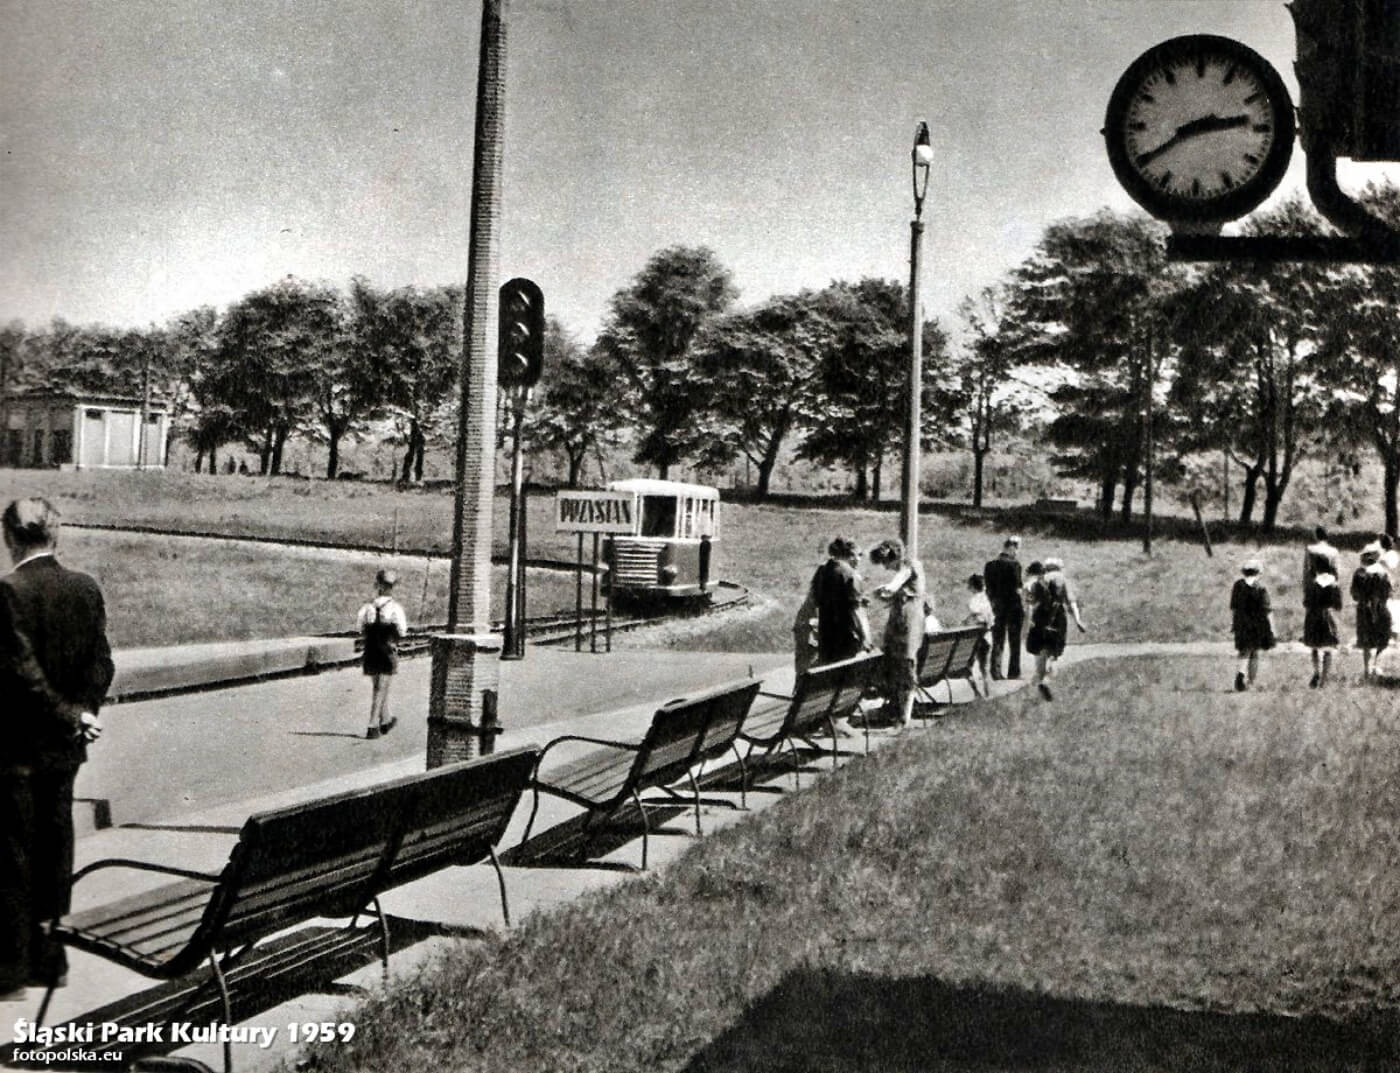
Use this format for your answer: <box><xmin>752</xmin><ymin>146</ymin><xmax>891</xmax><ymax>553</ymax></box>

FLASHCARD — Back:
<box><xmin>2</xmin><ymin>390</ymin><xmax>168</xmax><ymax>470</ymax></box>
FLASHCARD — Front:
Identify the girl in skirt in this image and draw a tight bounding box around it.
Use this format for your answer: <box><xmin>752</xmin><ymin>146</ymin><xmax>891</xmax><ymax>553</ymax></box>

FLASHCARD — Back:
<box><xmin>1301</xmin><ymin>553</ymin><xmax>1341</xmax><ymax>688</ymax></box>
<box><xmin>1229</xmin><ymin>559</ymin><xmax>1274</xmax><ymax>691</ymax></box>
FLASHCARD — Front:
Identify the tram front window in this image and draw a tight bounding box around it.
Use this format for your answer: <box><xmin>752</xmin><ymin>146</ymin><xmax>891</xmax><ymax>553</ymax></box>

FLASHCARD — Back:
<box><xmin>640</xmin><ymin>495</ymin><xmax>678</xmax><ymax>537</ymax></box>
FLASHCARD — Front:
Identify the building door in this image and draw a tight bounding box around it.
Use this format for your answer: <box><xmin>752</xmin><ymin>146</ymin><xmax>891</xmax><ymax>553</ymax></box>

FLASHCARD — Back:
<box><xmin>81</xmin><ymin>409</ymin><xmax>107</xmax><ymax>467</ymax></box>
<box><xmin>106</xmin><ymin>410</ymin><xmax>136</xmax><ymax>466</ymax></box>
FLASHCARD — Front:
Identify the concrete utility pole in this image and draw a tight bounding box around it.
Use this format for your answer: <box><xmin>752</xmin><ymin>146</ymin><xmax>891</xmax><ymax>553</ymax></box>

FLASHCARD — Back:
<box><xmin>428</xmin><ymin>0</ymin><xmax>509</xmax><ymax>766</ymax></box>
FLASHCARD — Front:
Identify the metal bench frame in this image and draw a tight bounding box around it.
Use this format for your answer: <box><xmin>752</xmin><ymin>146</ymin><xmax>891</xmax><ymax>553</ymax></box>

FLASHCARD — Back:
<box><xmin>915</xmin><ymin>625</ymin><xmax>987</xmax><ymax>717</ymax></box>
<box><xmin>33</xmin><ymin>746</ymin><xmax>539</xmax><ymax>1072</ymax></box>
<box><xmin>739</xmin><ymin>653</ymin><xmax>884</xmax><ymax>786</ymax></box>
<box><xmin>520</xmin><ymin>678</ymin><xmax>762</xmax><ymax>870</ymax></box>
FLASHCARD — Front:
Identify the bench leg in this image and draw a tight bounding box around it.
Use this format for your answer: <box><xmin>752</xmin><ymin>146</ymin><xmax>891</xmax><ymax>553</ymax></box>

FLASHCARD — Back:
<box><xmin>207</xmin><ymin>952</ymin><xmax>234</xmax><ymax>1073</ymax></box>
<box><xmin>519</xmin><ymin>786</ymin><xmax>543</xmax><ymax>850</ymax></box>
<box><xmin>372</xmin><ymin>897</ymin><xmax>391</xmax><ymax>982</ymax></box>
<box><xmin>686</xmin><ymin>769</ymin><xmax>703</xmax><ymax>837</ymax></box>
<box><xmin>631</xmin><ymin>789</ymin><xmax>650</xmax><ymax>871</ymax></box>
<box><xmin>488</xmin><ymin>844</ymin><xmax>511</xmax><ymax>928</ymax></box>
<box><xmin>730</xmin><ymin>743</ymin><xmax>749</xmax><ymax>810</ymax></box>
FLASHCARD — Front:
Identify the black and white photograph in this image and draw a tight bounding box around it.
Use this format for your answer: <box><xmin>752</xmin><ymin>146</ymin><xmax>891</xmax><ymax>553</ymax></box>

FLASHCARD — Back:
<box><xmin>2</xmin><ymin>1</ymin><xmax>1399</xmax><ymax>1069</ymax></box>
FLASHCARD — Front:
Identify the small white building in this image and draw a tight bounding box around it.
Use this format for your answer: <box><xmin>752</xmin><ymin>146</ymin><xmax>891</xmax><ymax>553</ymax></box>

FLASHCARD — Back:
<box><xmin>2</xmin><ymin>391</ymin><xmax>169</xmax><ymax>470</ymax></box>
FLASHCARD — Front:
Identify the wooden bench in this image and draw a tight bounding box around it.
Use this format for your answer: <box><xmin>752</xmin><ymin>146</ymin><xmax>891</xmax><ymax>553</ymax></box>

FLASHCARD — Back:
<box><xmin>28</xmin><ymin>747</ymin><xmax>539</xmax><ymax>1072</ymax></box>
<box><xmin>916</xmin><ymin>625</ymin><xmax>987</xmax><ymax>714</ymax></box>
<box><xmin>520</xmin><ymin>678</ymin><xmax>762</xmax><ymax>870</ymax></box>
<box><xmin>738</xmin><ymin>653</ymin><xmax>884</xmax><ymax>786</ymax></box>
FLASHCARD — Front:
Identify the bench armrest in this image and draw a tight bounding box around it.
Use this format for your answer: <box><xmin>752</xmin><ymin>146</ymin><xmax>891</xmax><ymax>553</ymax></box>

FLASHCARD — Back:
<box><xmin>536</xmin><ymin>733</ymin><xmax>642</xmax><ymax>769</ymax></box>
<box><xmin>756</xmin><ymin>689</ymin><xmax>793</xmax><ymax>702</ymax></box>
<box><xmin>70</xmin><ymin>857</ymin><xmax>224</xmax><ymax>887</ymax></box>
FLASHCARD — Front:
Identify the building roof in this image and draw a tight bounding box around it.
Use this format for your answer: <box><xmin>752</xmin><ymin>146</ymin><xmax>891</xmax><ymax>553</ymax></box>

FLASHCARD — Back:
<box><xmin>3</xmin><ymin>389</ymin><xmax>169</xmax><ymax>411</ymax></box>
<box><xmin>607</xmin><ymin>478</ymin><xmax>720</xmax><ymax>499</ymax></box>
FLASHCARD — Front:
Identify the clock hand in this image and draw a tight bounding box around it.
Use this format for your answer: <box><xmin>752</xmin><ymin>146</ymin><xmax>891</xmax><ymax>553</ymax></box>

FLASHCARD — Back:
<box><xmin>1135</xmin><ymin>113</ymin><xmax>1252</xmax><ymax>167</ymax></box>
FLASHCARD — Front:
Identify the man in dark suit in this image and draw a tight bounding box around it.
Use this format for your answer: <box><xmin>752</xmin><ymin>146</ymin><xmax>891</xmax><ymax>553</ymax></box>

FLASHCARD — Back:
<box><xmin>1</xmin><ymin>498</ymin><xmax>113</xmax><ymax>997</ymax></box>
<box><xmin>983</xmin><ymin>536</ymin><xmax>1024</xmax><ymax>680</ymax></box>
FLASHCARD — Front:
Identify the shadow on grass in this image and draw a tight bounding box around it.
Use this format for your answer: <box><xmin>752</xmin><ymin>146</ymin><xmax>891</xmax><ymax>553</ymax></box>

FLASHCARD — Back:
<box><xmin>684</xmin><ymin>968</ymin><xmax>1400</xmax><ymax>1073</ymax></box>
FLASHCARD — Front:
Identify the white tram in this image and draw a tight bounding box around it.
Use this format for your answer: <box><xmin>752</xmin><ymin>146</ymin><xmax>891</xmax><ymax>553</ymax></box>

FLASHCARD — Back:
<box><xmin>603</xmin><ymin>479</ymin><xmax>720</xmax><ymax>603</ymax></box>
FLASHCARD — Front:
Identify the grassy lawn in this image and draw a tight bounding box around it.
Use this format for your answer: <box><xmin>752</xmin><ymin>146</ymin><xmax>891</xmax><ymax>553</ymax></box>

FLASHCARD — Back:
<box><xmin>301</xmin><ymin>655</ymin><xmax>1400</xmax><ymax>1072</ymax></box>
<box><xmin>40</xmin><ymin>529</ymin><xmax>584</xmax><ymax>649</ymax></box>
<box><xmin>0</xmin><ymin>469</ymin><xmax>1358</xmax><ymax>651</ymax></box>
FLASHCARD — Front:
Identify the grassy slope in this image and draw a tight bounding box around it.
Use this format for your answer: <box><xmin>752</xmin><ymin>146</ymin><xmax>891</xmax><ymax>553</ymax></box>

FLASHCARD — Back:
<box><xmin>302</xmin><ymin>656</ymin><xmax>1400</xmax><ymax>1072</ymax></box>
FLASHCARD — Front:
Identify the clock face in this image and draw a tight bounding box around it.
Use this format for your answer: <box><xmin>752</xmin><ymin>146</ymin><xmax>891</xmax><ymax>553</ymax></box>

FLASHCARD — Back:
<box><xmin>1104</xmin><ymin>35</ymin><xmax>1295</xmax><ymax>223</ymax></box>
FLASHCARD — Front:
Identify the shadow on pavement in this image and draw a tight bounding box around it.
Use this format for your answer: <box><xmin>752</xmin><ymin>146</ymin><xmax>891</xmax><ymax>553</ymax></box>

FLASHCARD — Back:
<box><xmin>502</xmin><ymin>801</ymin><xmax>692</xmax><ymax>870</ymax></box>
<box><xmin>682</xmin><ymin>968</ymin><xmax>1400</xmax><ymax>1072</ymax></box>
<box><xmin>3</xmin><ymin>917</ymin><xmax>461</xmax><ymax>1071</ymax></box>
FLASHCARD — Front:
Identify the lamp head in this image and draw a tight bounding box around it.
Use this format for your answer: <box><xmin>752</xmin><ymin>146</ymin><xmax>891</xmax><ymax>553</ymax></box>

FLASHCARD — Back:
<box><xmin>911</xmin><ymin>121</ymin><xmax>932</xmax><ymax>217</ymax></box>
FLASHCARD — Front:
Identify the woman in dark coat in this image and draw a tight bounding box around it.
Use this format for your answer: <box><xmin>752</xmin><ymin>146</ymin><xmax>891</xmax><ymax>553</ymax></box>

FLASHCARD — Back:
<box><xmin>1229</xmin><ymin>558</ymin><xmax>1274</xmax><ymax>692</ymax></box>
<box><xmin>1025</xmin><ymin>557</ymin><xmax>1085</xmax><ymax>701</ymax></box>
<box><xmin>1352</xmin><ymin>543</ymin><xmax>1393</xmax><ymax>680</ymax></box>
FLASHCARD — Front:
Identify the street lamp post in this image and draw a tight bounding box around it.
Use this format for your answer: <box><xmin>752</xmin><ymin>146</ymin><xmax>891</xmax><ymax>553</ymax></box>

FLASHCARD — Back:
<box><xmin>1143</xmin><ymin>320</ymin><xmax>1155</xmax><ymax>557</ymax></box>
<box><xmin>900</xmin><ymin>122</ymin><xmax>934</xmax><ymax>555</ymax></box>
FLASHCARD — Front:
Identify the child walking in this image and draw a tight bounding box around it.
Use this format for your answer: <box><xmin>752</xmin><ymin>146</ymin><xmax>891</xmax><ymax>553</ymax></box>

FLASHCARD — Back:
<box><xmin>963</xmin><ymin>573</ymin><xmax>994</xmax><ymax>696</ymax></box>
<box><xmin>1302</xmin><ymin>553</ymin><xmax>1342</xmax><ymax>687</ymax></box>
<box><xmin>357</xmin><ymin>568</ymin><xmax>409</xmax><ymax>739</ymax></box>
<box><xmin>1229</xmin><ymin>558</ymin><xmax>1275</xmax><ymax>691</ymax></box>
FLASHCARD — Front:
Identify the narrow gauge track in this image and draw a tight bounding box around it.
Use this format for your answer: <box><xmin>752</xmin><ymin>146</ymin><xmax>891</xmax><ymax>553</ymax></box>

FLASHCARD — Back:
<box><xmin>389</xmin><ymin>579</ymin><xmax>751</xmax><ymax>653</ymax></box>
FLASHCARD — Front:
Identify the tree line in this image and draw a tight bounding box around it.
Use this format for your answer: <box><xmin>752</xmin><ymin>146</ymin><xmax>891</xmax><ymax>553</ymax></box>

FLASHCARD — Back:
<box><xmin>1</xmin><ymin>182</ymin><xmax>1397</xmax><ymax>533</ymax></box>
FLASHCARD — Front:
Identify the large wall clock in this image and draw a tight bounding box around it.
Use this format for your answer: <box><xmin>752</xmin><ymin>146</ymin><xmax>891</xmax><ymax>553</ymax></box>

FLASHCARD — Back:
<box><xmin>1104</xmin><ymin>35</ymin><xmax>1295</xmax><ymax>225</ymax></box>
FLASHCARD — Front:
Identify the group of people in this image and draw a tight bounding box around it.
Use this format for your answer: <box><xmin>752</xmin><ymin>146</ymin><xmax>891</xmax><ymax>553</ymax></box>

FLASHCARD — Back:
<box><xmin>795</xmin><ymin>532</ymin><xmax>1086</xmax><ymax>725</ymax></box>
<box><xmin>1231</xmin><ymin>525</ymin><xmax>1399</xmax><ymax>690</ymax></box>
<box><xmin>977</xmin><ymin>536</ymin><xmax>1087</xmax><ymax>701</ymax></box>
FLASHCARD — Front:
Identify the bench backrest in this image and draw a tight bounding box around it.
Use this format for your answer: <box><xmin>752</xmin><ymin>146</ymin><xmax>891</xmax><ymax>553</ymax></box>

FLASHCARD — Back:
<box><xmin>630</xmin><ymin>678</ymin><xmax>761</xmax><ymax>792</ymax></box>
<box><xmin>785</xmin><ymin>653</ymin><xmax>883</xmax><ymax>739</ymax></box>
<box><xmin>919</xmin><ymin>626</ymin><xmax>984</xmax><ymax>683</ymax></box>
<box><xmin>203</xmin><ymin>746</ymin><xmax>538</xmax><ymax>952</ymax></box>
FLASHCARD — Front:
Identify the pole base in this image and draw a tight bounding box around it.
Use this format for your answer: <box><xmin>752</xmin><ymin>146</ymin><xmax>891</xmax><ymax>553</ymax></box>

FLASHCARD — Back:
<box><xmin>426</xmin><ymin>633</ymin><xmax>503</xmax><ymax>767</ymax></box>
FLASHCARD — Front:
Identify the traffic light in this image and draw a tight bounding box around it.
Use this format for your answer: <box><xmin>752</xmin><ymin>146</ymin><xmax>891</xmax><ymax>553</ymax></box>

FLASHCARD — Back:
<box><xmin>497</xmin><ymin>277</ymin><xmax>544</xmax><ymax>388</ymax></box>
<box><xmin>1292</xmin><ymin>0</ymin><xmax>1400</xmax><ymax>161</ymax></box>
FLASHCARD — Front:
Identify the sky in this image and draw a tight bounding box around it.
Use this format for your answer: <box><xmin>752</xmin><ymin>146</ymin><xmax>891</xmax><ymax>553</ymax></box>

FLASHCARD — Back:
<box><xmin>2</xmin><ymin>0</ymin><xmax>1397</xmax><ymax>344</ymax></box>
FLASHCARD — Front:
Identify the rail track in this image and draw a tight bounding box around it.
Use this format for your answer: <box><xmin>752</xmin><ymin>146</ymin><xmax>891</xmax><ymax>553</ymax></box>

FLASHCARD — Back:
<box><xmin>368</xmin><ymin>579</ymin><xmax>751</xmax><ymax>654</ymax></box>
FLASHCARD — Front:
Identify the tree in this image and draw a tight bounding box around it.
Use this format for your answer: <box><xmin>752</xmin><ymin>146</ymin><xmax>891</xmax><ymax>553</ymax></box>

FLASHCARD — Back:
<box><xmin>212</xmin><ymin>278</ymin><xmax>342</xmax><ymax>476</ymax></box>
<box><xmin>1005</xmin><ymin>211</ymin><xmax>1183</xmax><ymax>522</ymax></box>
<box><xmin>349</xmin><ymin>280</ymin><xmax>461</xmax><ymax>484</ymax></box>
<box><xmin>595</xmin><ymin>246</ymin><xmax>738</xmax><ymax>478</ymax></box>
<box><xmin>955</xmin><ymin>286</ymin><xmax>1037</xmax><ymax>507</ymax></box>
<box><xmin>522</xmin><ymin>320</ymin><xmax>624</xmax><ymax>488</ymax></box>
<box><xmin>1171</xmin><ymin>199</ymin><xmax>1338</xmax><ymax>530</ymax></box>
<box><xmin>795</xmin><ymin>279</ymin><xmax>954</xmax><ymax>502</ymax></box>
<box><xmin>1321</xmin><ymin>183</ymin><xmax>1400</xmax><ymax>535</ymax></box>
<box><xmin>165</xmin><ymin>306</ymin><xmax>228</xmax><ymax>472</ymax></box>
<box><xmin>692</xmin><ymin>291</ymin><xmax>832</xmax><ymax>499</ymax></box>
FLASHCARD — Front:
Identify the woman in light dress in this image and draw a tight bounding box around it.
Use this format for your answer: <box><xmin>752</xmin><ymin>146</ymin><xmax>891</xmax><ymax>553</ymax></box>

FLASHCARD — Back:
<box><xmin>869</xmin><ymin>538</ymin><xmax>927</xmax><ymax>730</ymax></box>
